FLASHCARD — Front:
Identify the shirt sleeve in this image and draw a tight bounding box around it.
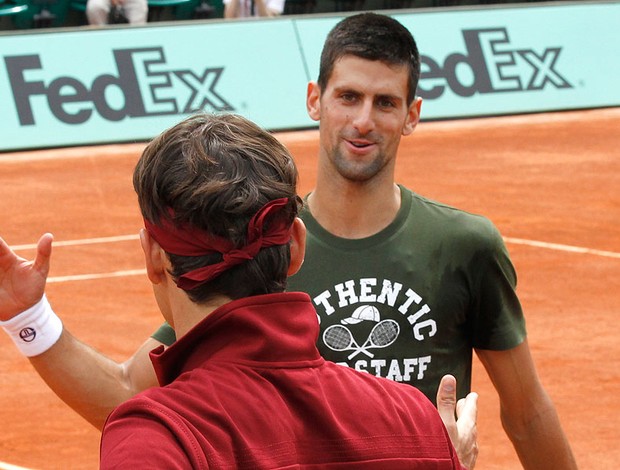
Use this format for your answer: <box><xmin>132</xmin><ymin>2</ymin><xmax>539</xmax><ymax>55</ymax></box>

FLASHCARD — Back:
<box><xmin>100</xmin><ymin>399</ymin><xmax>200</xmax><ymax>469</ymax></box>
<box><xmin>469</xmin><ymin>219</ymin><xmax>526</xmax><ymax>350</ymax></box>
<box><xmin>151</xmin><ymin>321</ymin><xmax>177</xmax><ymax>346</ymax></box>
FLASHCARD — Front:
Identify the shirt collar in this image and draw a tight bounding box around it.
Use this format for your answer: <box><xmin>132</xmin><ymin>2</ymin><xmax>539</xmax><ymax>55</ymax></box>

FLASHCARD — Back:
<box><xmin>150</xmin><ymin>292</ymin><xmax>322</xmax><ymax>386</ymax></box>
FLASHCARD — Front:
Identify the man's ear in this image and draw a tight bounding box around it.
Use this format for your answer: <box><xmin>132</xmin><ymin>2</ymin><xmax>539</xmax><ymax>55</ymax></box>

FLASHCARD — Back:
<box><xmin>287</xmin><ymin>218</ymin><xmax>306</xmax><ymax>276</ymax></box>
<box><xmin>306</xmin><ymin>82</ymin><xmax>321</xmax><ymax>122</ymax></box>
<box><xmin>402</xmin><ymin>97</ymin><xmax>423</xmax><ymax>136</ymax></box>
<box><xmin>140</xmin><ymin>229</ymin><xmax>167</xmax><ymax>284</ymax></box>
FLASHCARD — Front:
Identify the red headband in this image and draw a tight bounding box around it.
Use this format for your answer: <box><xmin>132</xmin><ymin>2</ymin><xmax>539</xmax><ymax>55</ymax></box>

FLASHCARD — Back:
<box><xmin>144</xmin><ymin>198</ymin><xmax>294</xmax><ymax>290</ymax></box>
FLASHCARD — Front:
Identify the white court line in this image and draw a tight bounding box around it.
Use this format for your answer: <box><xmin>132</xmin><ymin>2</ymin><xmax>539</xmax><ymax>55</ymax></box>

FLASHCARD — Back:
<box><xmin>12</xmin><ymin>233</ymin><xmax>620</xmax><ymax>259</ymax></box>
<box><xmin>11</xmin><ymin>234</ymin><xmax>139</xmax><ymax>251</ymax></box>
<box><xmin>10</xmin><ymin>234</ymin><xmax>619</xmax><ymax>285</ymax></box>
<box><xmin>10</xmin><ymin>235</ymin><xmax>144</xmax><ymax>283</ymax></box>
<box><xmin>504</xmin><ymin>237</ymin><xmax>620</xmax><ymax>259</ymax></box>
<box><xmin>0</xmin><ymin>461</ymin><xmax>36</xmax><ymax>470</ymax></box>
<box><xmin>47</xmin><ymin>269</ymin><xmax>146</xmax><ymax>284</ymax></box>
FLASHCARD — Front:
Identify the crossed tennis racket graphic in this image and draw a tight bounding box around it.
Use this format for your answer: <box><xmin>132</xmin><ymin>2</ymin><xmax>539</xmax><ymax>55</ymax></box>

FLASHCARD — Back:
<box><xmin>323</xmin><ymin>319</ymin><xmax>400</xmax><ymax>360</ymax></box>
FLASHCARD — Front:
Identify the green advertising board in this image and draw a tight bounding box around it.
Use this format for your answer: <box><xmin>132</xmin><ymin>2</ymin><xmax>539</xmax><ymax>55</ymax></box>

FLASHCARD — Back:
<box><xmin>1</xmin><ymin>1</ymin><xmax>618</xmax><ymax>151</ymax></box>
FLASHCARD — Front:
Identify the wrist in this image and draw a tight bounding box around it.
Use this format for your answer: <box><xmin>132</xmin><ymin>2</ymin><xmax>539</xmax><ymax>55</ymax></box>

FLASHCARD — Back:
<box><xmin>0</xmin><ymin>295</ymin><xmax>63</xmax><ymax>357</ymax></box>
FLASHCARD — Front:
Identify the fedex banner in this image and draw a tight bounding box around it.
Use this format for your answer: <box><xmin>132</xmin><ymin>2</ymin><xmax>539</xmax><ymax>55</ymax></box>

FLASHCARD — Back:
<box><xmin>1</xmin><ymin>1</ymin><xmax>618</xmax><ymax>151</ymax></box>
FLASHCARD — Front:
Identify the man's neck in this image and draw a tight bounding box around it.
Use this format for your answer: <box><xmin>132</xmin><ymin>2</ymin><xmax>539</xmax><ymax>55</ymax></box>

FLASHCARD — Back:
<box><xmin>308</xmin><ymin>181</ymin><xmax>401</xmax><ymax>239</ymax></box>
<box><xmin>172</xmin><ymin>293</ymin><xmax>231</xmax><ymax>339</ymax></box>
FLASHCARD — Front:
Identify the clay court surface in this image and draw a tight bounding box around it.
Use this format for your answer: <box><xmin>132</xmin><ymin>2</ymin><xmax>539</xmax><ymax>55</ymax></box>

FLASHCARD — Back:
<box><xmin>0</xmin><ymin>107</ymin><xmax>618</xmax><ymax>469</ymax></box>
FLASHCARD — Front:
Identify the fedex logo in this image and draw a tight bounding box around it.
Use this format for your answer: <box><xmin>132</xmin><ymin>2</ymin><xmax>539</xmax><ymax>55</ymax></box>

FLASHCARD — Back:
<box><xmin>5</xmin><ymin>47</ymin><xmax>234</xmax><ymax>126</ymax></box>
<box><xmin>418</xmin><ymin>28</ymin><xmax>572</xmax><ymax>99</ymax></box>
<box><xmin>4</xmin><ymin>29</ymin><xmax>572</xmax><ymax>127</ymax></box>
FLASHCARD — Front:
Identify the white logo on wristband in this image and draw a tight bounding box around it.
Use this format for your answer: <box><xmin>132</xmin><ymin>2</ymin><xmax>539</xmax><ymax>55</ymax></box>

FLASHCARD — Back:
<box><xmin>0</xmin><ymin>295</ymin><xmax>63</xmax><ymax>357</ymax></box>
<box><xmin>20</xmin><ymin>327</ymin><xmax>37</xmax><ymax>342</ymax></box>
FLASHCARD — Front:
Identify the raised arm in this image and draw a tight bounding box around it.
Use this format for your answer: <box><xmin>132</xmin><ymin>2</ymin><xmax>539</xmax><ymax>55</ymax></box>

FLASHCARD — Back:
<box><xmin>30</xmin><ymin>333</ymin><xmax>161</xmax><ymax>429</ymax></box>
<box><xmin>0</xmin><ymin>234</ymin><xmax>53</xmax><ymax>317</ymax></box>
<box><xmin>0</xmin><ymin>235</ymin><xmax>160</xmax><ymax>430</ymax></box>
<box><xmin>476</xmin><ymin>341</ymin><xmax>577</xmax><ymax>469</ymax></box>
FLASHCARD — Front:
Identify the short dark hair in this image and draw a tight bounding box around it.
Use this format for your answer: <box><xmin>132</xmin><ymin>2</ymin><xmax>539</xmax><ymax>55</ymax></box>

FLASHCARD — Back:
<box><xmin>133</xmin><ymin>113</ymin><xmax>300</xmax><ymax>303</ymax></box>
<box><xmin>318</xmin><ymin>12</ymin><xmax>420</xmax><ymax>105</ymax></box>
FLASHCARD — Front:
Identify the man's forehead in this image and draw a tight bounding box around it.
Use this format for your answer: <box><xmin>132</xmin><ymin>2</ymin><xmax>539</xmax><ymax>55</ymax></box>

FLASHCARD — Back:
<box><xmin>328</xmin><ymin>56</ymin><xmax>409</xmax><ymax>97</ymax></box>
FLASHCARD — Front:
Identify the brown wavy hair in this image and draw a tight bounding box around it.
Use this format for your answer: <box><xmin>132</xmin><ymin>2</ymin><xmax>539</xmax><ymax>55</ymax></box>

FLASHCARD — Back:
<box><xmin>134</xmin><ymin>113</ymin><xmax>301</xmax><ymax>303</ymax></box>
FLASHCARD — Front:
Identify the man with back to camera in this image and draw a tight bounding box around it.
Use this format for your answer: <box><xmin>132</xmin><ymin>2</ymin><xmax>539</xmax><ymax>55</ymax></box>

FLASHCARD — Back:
<box><xmin>4</xmin><ymin>112</ymin><xmax>471</xmax><ymax>468</ymax></box>
<box><xmin>101</xmin><ymin>111</ymin><xmax>473</xmax><ymax>467</ymax></box>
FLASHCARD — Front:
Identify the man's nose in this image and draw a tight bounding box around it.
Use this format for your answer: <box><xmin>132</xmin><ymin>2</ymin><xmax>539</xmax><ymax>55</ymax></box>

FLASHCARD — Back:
<box><xmin>352</xmin><ymin>100</ymin><xmax>375</xmax><ymax>135</ymax></box>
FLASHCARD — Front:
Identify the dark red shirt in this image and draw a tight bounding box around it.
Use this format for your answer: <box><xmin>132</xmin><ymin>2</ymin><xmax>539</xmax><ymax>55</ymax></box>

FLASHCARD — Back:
<box><xmin>100</xmin><ymin>292</ymin><xmax>463</xmax><ymax>469</ymax></box>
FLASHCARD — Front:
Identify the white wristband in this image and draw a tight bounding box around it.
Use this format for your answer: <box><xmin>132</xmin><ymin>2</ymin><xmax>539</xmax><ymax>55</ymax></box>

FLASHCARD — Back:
<box><xmin>0</xmin><ymin>295</ymin><xmax>63</xmax><ymax>357</ymax></box>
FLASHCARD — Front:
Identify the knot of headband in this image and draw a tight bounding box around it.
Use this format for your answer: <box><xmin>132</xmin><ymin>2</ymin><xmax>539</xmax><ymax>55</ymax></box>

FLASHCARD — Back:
<box><xmin>144</xmin><ymin>198</ymin><xmax>293</xmax><ymax>290</ymax></box>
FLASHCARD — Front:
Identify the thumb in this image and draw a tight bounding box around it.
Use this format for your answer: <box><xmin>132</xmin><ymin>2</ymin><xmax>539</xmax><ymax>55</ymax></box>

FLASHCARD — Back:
<box><xmin>32</xmin><ymin>233</ymin><xmax>53</xmax><ymax>278</ymax></box>
<box><xmin>436</xmin><ymin>374</ymin><xmax>457</xmax><ymax>434</ymax></box>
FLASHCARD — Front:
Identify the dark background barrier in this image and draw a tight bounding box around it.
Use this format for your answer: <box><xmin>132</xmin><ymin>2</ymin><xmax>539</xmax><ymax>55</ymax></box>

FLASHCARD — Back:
<box><xmin>0</xmin><ymin>0</ymin><xmax>556</xmax><ymax>30</ymax></box>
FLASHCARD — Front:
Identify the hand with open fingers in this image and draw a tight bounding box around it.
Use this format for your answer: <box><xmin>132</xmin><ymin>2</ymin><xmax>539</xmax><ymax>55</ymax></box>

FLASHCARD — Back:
<box><xmin>436</xmin><ymin>374</ymin><xmax>479</xmax><ymax>469</ymax></box>
<box><xmin>0</xmin><ymin>234</ymin><xmax>53</xmax><ymax>320</ymax></box>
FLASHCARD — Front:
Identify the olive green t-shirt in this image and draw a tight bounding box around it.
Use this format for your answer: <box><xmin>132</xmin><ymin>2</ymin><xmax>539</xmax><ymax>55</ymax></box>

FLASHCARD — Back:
<box><xmin>152</xmin><ymin>185</ymin><xmax>525</xmax><ymax>403</ymax></box>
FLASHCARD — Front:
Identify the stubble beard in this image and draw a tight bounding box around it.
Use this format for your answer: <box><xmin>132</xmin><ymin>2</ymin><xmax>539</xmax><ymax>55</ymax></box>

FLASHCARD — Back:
<box><xmin>331</xmin><ymin>144</ymin><xmax>388</xmax><ymax>184</ymax></box>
